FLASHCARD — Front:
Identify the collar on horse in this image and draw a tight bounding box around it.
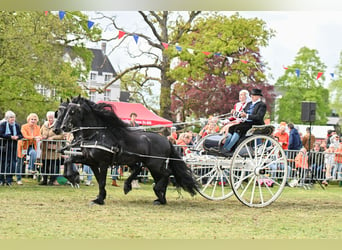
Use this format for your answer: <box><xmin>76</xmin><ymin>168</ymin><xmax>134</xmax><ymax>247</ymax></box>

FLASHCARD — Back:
<box><xmin>69</xmin><ymin>126</ymin><xmax>107</xmax><ymax>133</ymax></box>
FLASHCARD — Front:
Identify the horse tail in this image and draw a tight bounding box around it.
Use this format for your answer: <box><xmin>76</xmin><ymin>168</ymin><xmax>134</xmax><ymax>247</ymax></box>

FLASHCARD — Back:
<box><xmin>168</xmin><ymin>141</ymin><xmax>198</xmax><ymax>196</ymax></box>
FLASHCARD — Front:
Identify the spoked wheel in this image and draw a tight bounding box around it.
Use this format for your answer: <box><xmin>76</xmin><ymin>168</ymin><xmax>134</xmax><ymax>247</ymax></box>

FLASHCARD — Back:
<box><xmin>230</xmin><ymin>135</ymin><xmax>288</xmax><ymax>207</ymax></box>
<box><xmin>189</xmin><ymin>158</ymin><xmax>233</xmax><ymax>200</ymax></box>
<box><xmin>187</xmin><ymin>135</ymin><xmax>233</xmax><ymax>201</ymax></box>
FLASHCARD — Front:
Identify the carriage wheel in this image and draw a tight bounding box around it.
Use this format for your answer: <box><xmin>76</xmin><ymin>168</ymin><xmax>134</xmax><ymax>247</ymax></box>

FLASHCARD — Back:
<box><xmin>188</xmin><ymin>137</ymin><xmax>234</xmax><ymax>201</ymax></box>
<box><xmin>229</xmin><ymin>135</ymin><xmax>288</xmax><ymax>207</ymax></box>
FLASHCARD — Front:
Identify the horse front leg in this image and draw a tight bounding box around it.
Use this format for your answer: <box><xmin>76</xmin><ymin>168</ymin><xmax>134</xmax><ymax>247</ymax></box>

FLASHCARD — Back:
<box><xmin>90</xmin><ymin>166</ymin><xmax>108</xmax><ymax>205</ymax></box>
<box><xmin>63</xmin><ymin>158</ymin><xmax>80</xmax><ymax>188</ymax></box>
<box><xmin>124</xmin><ymin>163</ymin><xmax>142</xmax><ymax>195</ymax></box>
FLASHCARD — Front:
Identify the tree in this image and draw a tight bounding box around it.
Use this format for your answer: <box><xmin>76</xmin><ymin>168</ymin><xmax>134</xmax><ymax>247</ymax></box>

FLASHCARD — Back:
<box><xmin>274</xmin><ymin>47</ymin><xmax>330</xmax><ymax>125</ymax></box>
<box><xmin>328</xmin><ymin>51</ymin><xmax>342</xmax><ymax>117</ymax></box>
<box><xmin>98</xmin><ymin>11</ymin><xmax>274</xmax><ymax>121</ymax></box>
<box><xmin>0</xmin><ymin>11</ymin><xmax>101</xmax><ymax>123</ymax></box>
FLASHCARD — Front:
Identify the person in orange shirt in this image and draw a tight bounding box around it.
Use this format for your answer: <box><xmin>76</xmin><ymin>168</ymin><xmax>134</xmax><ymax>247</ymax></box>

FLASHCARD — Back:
<box><xmin>333</xmin><ymin>142</ymin><xmax>342</xmax><ymax>180</ymax></box>
<box><xmin>20</xmin><ymin>113</ymin><xmax>42</xmax><ymax>175</ymax></box>
<box><xmin>274</xmin><ymin>125</ymin><xmax>289</xmax><ymax>150</ymax></box>
<box><xmin>295</xmin><ymin>147</ymin><xmax>308</xmax><ymax>180</ymax></box>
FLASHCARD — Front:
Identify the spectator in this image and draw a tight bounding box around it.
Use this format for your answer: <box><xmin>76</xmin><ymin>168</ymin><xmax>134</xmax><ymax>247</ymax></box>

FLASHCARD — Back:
<box><xmin>326</xmin><ymin>130</ymin><xmax>336</xmax><ymax>148</ymax></box>
<box><xmin>330</xmin><ymin>134</ymin><xmax>340</xmax><ymax>148</ymax></box>
<box><xmin>200</xmin><ymin>121</ymin><xmax>217</xmax><ymax>138</ymax></box>
<box><xmin>221</xmin><ymin>88</ymin><xmax>266</xmax><ymax>155</ymax></box>
<box><xmin>0</xmin><ymin>111</ymin><xmax>23</xmax><ymax>186</ymax></box>
<box><xmin>309</xmin><ymin>142</ymin><xmax>325</xmax><ymax>179</ymax></box>
<box><xmin>274</xmin><ymin>125</ymin><xmax>289</xmax><ymax>150</ymax></box>
<box><xmin>111</xmin><ymin>165</ymin><xmax>120</xmax><ymax>187</ymax></box>
<box><xmin>320</xmin><ymin>140</ymin><xmax>327</xmax><ymax>151</ymax></box>
<box><xmin>82</xmin><ymin>164</ymin><xmax>94</xmax><ymax>186</ymax></box>
<box><xmin>129</xmin><ymin>112</ymin><xmax>139</xmax><ymax>127</ymax></box>
<box><xmin>295</xmin><ymin>147</ymin><xmax>309</xmax><ymax>180</ymax></box>
<box><xmin>19</xmin><ymin>113</ymin><xmax>42</xmax><ymax>176</ymax></box>
<box><xmin>302</xmin><ymin>127</ymin><xmax>316</xmax><ymax>151</ymax></box>
<box><xmin>322</xmin><ymin>144</ymin><xmax>336</xmax><ymax>186</ymax></box>
<box><xmin>333</xmin><ymin>142</ymin><xmax>342</xmax><ymax>180</ymax></box>
<box><xmin>176</xmin><ymin>132</ymin><xmax>192</xmax><ymax>156</ymax></box>
<box><xmin>287</xmin><ymin>123</ymin><xmax>302</xmax><ymax>170</ymax></box>
<box><xmin>39</xmin><ymin>111</ymin><xmax>65</xmax><ymax>185</ymax></box>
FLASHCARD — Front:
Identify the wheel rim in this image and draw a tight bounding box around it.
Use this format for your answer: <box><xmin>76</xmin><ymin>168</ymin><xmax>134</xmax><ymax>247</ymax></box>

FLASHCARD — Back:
<box><xmin>230</xmin><ymin>135</ymin><xmax>288</xmax><ymax>207</ymax></box>
<box><xmin>187</xmin><ymin>136</ymin><xmax>233</xmax><ymax>200</ymax></box>
<box><xmin>190</xmin><ymin>159</ymin><xmax>234</xmax><ymax>200</ymax></box>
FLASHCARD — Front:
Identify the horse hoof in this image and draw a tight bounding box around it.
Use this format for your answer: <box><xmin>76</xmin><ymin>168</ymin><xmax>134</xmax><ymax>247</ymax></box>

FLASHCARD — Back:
<box><xmin>91</xmin><ymin>199</ymin><xmax>105</xmax><ymax>205</ymax></box>
<box><xmin>123</xmin><ymin>184</ymin><xmax>132</xmax><ymax>195</ymax></box>
<box><xmin>153</xmin><ymin>200</ymin><xmax>162</xmax><ymax>205</ymax></box>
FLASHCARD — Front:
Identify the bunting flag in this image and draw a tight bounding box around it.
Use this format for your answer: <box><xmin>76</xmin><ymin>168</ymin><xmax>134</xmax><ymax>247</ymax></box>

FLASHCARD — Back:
<box><xmin>316</xmin><ymin>72</ymin><xmax>323</xmax><ymax>80</ymax></box>
<box><xmin>118</xmin><ymin>30</ymin><xmax>125</xmax><ymax>39</ymax></box>
<box><xmin>295</xmin><ymin>69</ymin><xmax>301</xmax><ymax>78</ymax></box>
<box><xmin>45</xmin><ymin>11</ymin><xmax>49</xmax><ymax>16</ymax></box>
<box><xmin>51</xmin><ymin>11</ymin><xmax>339</xmax><ymax>82</ymax></box>
<box><xmin>227</xmin><ymin>56</ymin><xmax>233</xmax><ymax>64</ymax></box>
<box><xmin>162</xmin><ymin>42</ymin><xmax>169</xmax><ymax>49</ymax></box>
<box><xmin>59</xmin><ymin>11</ymin><xmax>66</xmax><ymax>20</ymax></box>
<box><xmin>133</xmin><ymin>34</ymin><xmax>139</xmax><ymax>44</ymax></box>
<box><xmin>87</xmin><ymin>20</ymin><xmax>95</xmax><ymax>29</ymax></box>
<box><xmin>187</xmin><ymin>48</ymin><xmax>194</xmax><ymax>54</ymax></box>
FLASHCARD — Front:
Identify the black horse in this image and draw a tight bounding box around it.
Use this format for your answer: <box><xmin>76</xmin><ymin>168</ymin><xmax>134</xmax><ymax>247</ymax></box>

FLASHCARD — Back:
<box><xmin>54</xmin><ymin>97</ymin><xmax>198</xmax><ymax>205</ymax></box>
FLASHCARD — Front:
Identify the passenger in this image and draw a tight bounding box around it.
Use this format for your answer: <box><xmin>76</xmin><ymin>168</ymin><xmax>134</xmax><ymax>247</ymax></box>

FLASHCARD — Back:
<box><xmin>176</xmin><ymin>132</ymin><xmax>192</xmax><ymax>156</ymax></box>
<box><xmin>220</xmin><ymin>88</ymin><xmax>266</xmax><ymax>155</ymax></box>
<box><xmin>221</xmin><ymin>89</ymin><xmax>251</xmax><ymax>136</ymax></box>
<box><xmin>0</xmin><ymin>111</ymin><xmax>24</xmax><ymax>186</ymax></box>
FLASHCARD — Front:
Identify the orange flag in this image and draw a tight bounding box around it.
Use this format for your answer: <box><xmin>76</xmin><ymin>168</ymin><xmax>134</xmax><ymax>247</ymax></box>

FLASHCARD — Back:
<box><xmin>202</xmin><ymin>51</ymin><xmax>211</xmax><ymax>56</ymax></box>
<box><xmin>240</xmin><ymin>60</ymin><xmax>248</xmax><ymax>64</ymax></box>
<box><xmin>316</xmin><ymin>72</ymin><xmax>323</xmax><ymax>80</ymax></box>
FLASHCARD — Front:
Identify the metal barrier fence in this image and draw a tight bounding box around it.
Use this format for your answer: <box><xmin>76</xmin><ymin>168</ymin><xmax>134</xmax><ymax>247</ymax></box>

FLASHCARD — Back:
<box><xmin>0</xmin><ymin>138</ymin><xmax>341</xmax><ymax>185</ymax></box>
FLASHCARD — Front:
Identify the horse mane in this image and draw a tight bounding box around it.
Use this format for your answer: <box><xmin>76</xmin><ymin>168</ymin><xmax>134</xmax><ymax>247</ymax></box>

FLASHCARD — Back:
<box><xmin>71</xmin><ymin>97</ymin><xmax>131</xmax><ymax>133</ymax></box>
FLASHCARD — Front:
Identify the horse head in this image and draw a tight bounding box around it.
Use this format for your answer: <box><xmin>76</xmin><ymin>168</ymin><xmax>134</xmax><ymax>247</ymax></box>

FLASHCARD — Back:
<box><xmin>53</xmin><ymin>98</ymin><xmax>69</xmax><ymax>135</ymax></box>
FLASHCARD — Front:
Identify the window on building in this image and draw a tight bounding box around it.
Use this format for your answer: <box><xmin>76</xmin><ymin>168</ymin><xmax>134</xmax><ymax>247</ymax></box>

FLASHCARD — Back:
<box><xmin>36</xmin><ymin>84</ymin><xmax>47</xmax><ymax>96</ymax></box>
<box><xmin>104</xmin><ymin>74</ymin><xmax>112</xmax><ymax>82</ymax></box>
<box><xmin>90</xmin><ymin>73</ymin><xmax>97</xmax><ymax>81</ymax></box>
<box><xmin>104</xmin><ymin>89</ymin><xmax>111</xmax><ymax>101</ymax></box>
<box><xmin>89</xmin><ymin>91</ymin><xmax>96</xmax><ymax>102</ymax></box>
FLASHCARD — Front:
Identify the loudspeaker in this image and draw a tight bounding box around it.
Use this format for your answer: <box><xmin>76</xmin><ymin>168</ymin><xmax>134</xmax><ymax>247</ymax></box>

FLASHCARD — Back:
<box><xmin>301</xmin><ymin>101</ymin><xmax>316</xmax><ymax>122</ymax></box>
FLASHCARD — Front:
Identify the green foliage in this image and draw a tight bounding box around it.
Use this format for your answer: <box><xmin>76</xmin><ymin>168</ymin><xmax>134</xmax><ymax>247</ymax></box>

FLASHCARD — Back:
<box><xmin>275</xmin><ymin>47</ymin><xmax>330</xmax><ymax>125</ymax></box>
<box><xmin>0</xmin><ymin>11</ymin><xmax>101</xmax><ymax>123</ymax></box>
<box><xmin>169</xmin><ymin>13</ymin><xmax>274</xmax><ymax>83</ymax></box>
<box><xmin>328</xmin><ymin>51</ymin><xmax>342</xmax><ymax>117</ymax></box>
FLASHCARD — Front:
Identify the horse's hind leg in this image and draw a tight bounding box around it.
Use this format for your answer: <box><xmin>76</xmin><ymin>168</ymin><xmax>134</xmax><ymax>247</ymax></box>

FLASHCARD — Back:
<box><xmin>153</xmin><ymin>176</ymin><xmax>169</xmax><ymax>205</ymax></box>
<box><xmin>124</xmin><ymin>163</ymin><xmax>142</xmax><ymax>195</ymax></box>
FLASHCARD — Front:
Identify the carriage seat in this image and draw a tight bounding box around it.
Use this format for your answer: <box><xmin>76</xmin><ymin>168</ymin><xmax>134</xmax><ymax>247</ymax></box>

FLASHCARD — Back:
<box><xmin>202</xmin><ymin>134</ymin><xmax>225</xmax><ymax>152</ymax></box>
<box><xmin>245</xmin><ymin>125</ymin><xmax>275</xmax><ymax>137</ymax></box>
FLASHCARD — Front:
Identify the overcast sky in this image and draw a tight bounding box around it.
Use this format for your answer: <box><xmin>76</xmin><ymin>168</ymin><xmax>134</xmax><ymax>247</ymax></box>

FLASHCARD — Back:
<box><xmin>89</xmin><ymin>11</ymin><xmax>342</xmax><ymax>87</ymax></box>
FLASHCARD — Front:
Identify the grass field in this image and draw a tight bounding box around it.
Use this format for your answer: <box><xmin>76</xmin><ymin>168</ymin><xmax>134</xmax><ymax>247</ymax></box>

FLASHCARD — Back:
<box><xmin>0</xmin><ymin>178</ymin><xmax>341</xmax><ymax>239</ymax></box>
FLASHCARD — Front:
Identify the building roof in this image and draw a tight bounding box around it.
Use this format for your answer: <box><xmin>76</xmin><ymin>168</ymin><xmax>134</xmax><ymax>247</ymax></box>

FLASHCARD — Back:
<box><xmin>89</xmin><ymin>48</ymin><xmax>116</xmax><ymax>76</ymax></box>
<box><xmin>98</xmin><ymin>101</ymin><xmax>173</xmax><ymax>127</ymax></box>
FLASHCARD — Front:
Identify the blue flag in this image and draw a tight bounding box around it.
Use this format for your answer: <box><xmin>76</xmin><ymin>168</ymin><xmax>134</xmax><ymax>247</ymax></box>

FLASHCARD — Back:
<box><xmin>59</xmin><ymin>11</ymin><xmax>65</xmax><ymax>20</ymax></box>
<box><xmin>87</xmin><ymin>20</ymin><xmax>94</xmax><ymax>29</ymax></box>
<box><xmin>295</xmin><ymin>69</ymin><xmax>300</xmax><ymax>78</ymax></box>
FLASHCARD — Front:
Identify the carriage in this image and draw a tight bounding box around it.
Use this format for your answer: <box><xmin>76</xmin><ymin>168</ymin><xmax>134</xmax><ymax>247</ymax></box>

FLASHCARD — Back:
<box><xmin>185</xmin><ymin>125</ymin><xmax>288</xmax><ymax>208</ymax></box>
<box><xmin>54</xmin><ymin>97</ymin><xmax>288</xmax><ymax>208</ymax></box>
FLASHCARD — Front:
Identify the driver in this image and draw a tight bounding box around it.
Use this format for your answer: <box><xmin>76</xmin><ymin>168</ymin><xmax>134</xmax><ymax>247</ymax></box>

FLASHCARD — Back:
<box><xmin>220</xmin><ymin>88</ymin><xmax>267</xmax><ymax>156</ymax></box>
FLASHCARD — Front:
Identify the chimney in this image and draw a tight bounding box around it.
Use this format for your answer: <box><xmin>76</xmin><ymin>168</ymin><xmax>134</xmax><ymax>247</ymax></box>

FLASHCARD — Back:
<box><xmin>101</xmin><ymin>42</ymin><xmax>106</xmax><ymax>54</ymax></box>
